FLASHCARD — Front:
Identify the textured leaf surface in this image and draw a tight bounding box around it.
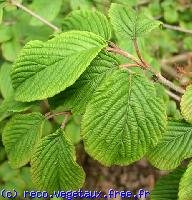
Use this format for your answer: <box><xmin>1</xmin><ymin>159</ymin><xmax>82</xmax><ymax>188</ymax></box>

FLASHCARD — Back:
<box><xmin>179</xmin><ymin>162</ymin><xmax>192</xmax><ymax>200</ymax></box>
<box><xmin>11</xmin><ymin>31</ymin><xmax>107</xmax><ymax>102</ymax></box>
<box><xmin>109</xmin><ymin>3</ymin><xmax>162</xmax><ymax>39</ymax></box>
<box><xmin>82</xmin><ymin>70</ymin><xmax>166</xmax><ymax>166</ymax></box>
<box><xmin>147</xmin><ymin>120</ymin><xmax>192</xmax><ymax>170</ymax></box>
<box><xmin>2</xmin><ymin>112</ymin><xmax>45</xmax><ymax>168</ymax></box>
<box><xmin>0</xmin><ymin>62</ymin><xmax>14</xmax><ymax>98</ymax></box>
<box><xmin>49</xmin><ymin>51</ymin><xmax>119</xmax><ymax>114</ymax></box>
<box><xmin>181</xmin><ymin>85</ymin><xmax>192</xmax><ymax>123</ymax></box>
<box><xmin>0</xmin><ymin>96</ymin><xmax>32</xmax><ymax>122</ymax></box>
<box><xmin>151</xmin><ymin>168</ymin><xmax>185</xmax><ymax>200</ymax></box>
<box><xmin>63</xmin><ymin>10</ymin><xmax>111</xmax><ymax>40</ymax></box>
<box><xmin>30</xmin><ymin>0</ymin><xmax>62</xmax><ymax>26</ymax></box>
<box><xmin>31</xmin><ymin>129</ymin><xmax>85</xmax><ymax>192</ymax></box>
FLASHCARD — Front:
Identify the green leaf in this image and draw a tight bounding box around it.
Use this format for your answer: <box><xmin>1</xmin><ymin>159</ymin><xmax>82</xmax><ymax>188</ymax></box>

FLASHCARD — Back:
<box><xmin>167</xmin><ymin>100</ymin><xmax>177</xmax><ymax>117</ymax></box>
<box><xmin>11</xmin><ymin>31</ymin><xmax>107</xmax><ymax>102</ymax></box>
<box><xmin>0</xmin><ymin>146</ymin><xmax>6</xmax><ymax>162</ymax></box>
<box><xmin>30</xmin><ymin>0</ymin><xmax>62</xmax><ymax>26</ymax></box>
<box><xmin>81</xmin><ymin>70</ymin><xmax>166</xmax><ymax>166</ymax></box>
<box><xmin>0</xmin><ymin>62</ymin><xmax>14</xmax><ymax>98</ymax></box>
<box><xmin>0</xmin><ymin>24</ymin><xmax>12</xmax><ymax>43</ymax></box>
<box><xmin>163</xmin><ymin>5</ymin><xmax>179</xmax><ymax>24</ymax></box>
<box><xmin>63</xmin><ymin>10</ymin><xmax>111</xmax><ymax>40</ymax></box>
<box><xmin>109</xmin><ymin>3</ymin><xmax>162</xmax><ymax>39</ymax></box>
<box><xmin>147</xmin><ymin>120</ymin><xmax>192</xmax><ymax>170</ymax></box>
<box><xmin>151</xmin><ymin>168</ymin><xmax>186</xmax><ymax>200</ymax></box>
<box><xmin>2</xmin><ymin>112</ymin><xmax>45</xmax><ymax>168</ymax></box>
<box><xmin>49</xmin><ymin>51</ymin><xmax>119</xmax><ymax>114</ymax></box>
<box><xmin>1</xmin><ymin>39</ymin><xmax>21</xmax><ymax>62</ymax></box>
<box><xmin>181</xmin><ymin>85</ymin><xmax>192</xmax><ymax>123</ymax></box>
<box><xmin>0</xmin><ymin>2</ymin><xmax>6</xmax><ymax>24</ymax></box>
<box><xmin>0</xmin><ymin>6</ymin><xmax>3</xmax><ymax>24</ymax></box>
<box><xmin>179</xmin><ymin>162</ymin><xmax>192</xmax><ymax>200</ymax></box>
<box><xmin>70</xmin><ymin>0</ymin><xmax>93</xmax><ymax>10</ymax></box>
<box><xmin>31</xmin><ymin>129</ymin><xmax>85</xmax><ymax>193</ymax></box>
<box><xmin>183</xmin><ymin>37</ymin><xmax>192</xmax><ymax>51</ymax></box>
<box><xmin>0</xmin><ymin>96</ymin><xmax>33</xmax><ymax>122</ymax></box>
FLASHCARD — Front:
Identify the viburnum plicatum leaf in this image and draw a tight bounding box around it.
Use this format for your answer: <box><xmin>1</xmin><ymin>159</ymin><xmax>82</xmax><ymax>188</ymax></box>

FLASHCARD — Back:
<box><xmin>49</xmin><ymin>51</ymin><xmax>119</xmax><ymax>114</ymax></box>
<box><xmin>2</xmin><ymin>112</ymin><xmax>45</xmax><ymax>168</ymax></box>
<box><xmin>179</xmin><ymin>162</ymin><xmax>192</xmax><ymax>200</ymax></box>
<box><xmin>181</xmin><ymin>85</ymin><xmax>192</xmax><ymax>123</ymax></box>
<box><xmin>11</xmin><ymin>31</ymin><xmax>107</xmax><ymax>102</ymax></box>
<box><xmin>63</xmin><ymin>10</ymin><xmax>111</xmax><ymax>40</ymax></box>
<box><xmin>109</xmin><ymin>3</ymin><xmax>162</xmax><ymax>39</ymax></box>
<box><xmin>151</xmin><ymin>168</ymin><xmax>186</xmax><ymax>200</ymax></box>
<box><xmin>147</xmin><ymin>120</ymin><xmax>192</xmax><ymax>170</ymax></box>
<box><xmin>81</xmin><ymin>70</ymin><xmax>166</xmax><ymax>166</ymax></box>
<box><xmin>31</xmin><ymin>129</ymin><xmax>85</xmax><ymax>192</ymax></box>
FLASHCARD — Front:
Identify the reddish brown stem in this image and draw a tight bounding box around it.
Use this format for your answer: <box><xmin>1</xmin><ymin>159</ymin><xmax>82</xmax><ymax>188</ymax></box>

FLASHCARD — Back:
<box><xmin>106</xmin><ymin>43</ymin><xmax>185</xmax><ymax>94</ymax></box>
<box><xmin>106</xmin><ymin>46</ymin><xmax>143</xmax><ymax>67</ymax></box>
<box><xmin>133</xmin><ymin>39</ymin><xmax>147</xmax><ymax>66</ymax></box>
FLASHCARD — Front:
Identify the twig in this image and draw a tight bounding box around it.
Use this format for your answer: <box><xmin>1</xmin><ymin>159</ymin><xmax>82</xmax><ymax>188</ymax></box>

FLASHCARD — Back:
<box><xmin>163</xmin><ymin>23</ymin><xmax>192</xmax><ymax>34</ymax></box>
<box><xmin>120</xmin><ymin>63</ymin><xmax>141</xmax><ymax>68</ymax></box>
<box><xmin>160</xmin><ymin>64</ymin><xmax>179</xmax><ymax>79</ymax></box>
<box><xmin>106</xmin><ymin>44</ymin><xmax>185</xmax><ymax>94</ymax></box>
<box><xmin>160</xmin><ymin>53</ymin><xmax>192</xmax><ymax>85</ymax></box>
<box><xmin>45</xmin><ymin>111</ymin><xmax>72</xmax><ymax>120</ymax></box>
<box><xmin>10</xmin><ymin>0</ymin><xmax>60</xmax><ymax>32</ymax></box>
<box><xmin>61</xmin><ymin>113</ymin><xmax>71</xmax><ymax>129</ymax></box>
<box><xmin>106</xmin><ymin>46</ymin><xmax>143</xmax><ymax>67</ymax></box>
<box><xmin>162</xmin><ymin>52</ymin><xmax>192</xmax><ymax>65</ymax></box>
<box><xmin>134</xmin><ymin>39</ymin><xmax>185</xmax><ymax>94</ymax></box>
<box><xmin>165</xmin><ymin>90</ymin><xmax>181</xmax><ymax>102</ymax></box>
<box><xmin>149</xmin><ymin>68</ymin><xmax>185</xmax><ymax>94</ymax></box>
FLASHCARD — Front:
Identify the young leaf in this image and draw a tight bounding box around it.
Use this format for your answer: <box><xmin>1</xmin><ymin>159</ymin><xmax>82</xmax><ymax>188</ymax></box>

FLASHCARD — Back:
<box><xmin>151</xmin><ymin>168</ymin><xmax>186</xmax><ymax>200</ymax></box>
<box><xmin>0</xmin><ymin>62</ymin><xmax>14</xmax><ymax>98</ymax></box>
<box><xmin>81</xmin><ymin>70</ymin><xmax>166</xmax><ymax>166</ymax></box>
<box><xmin>147</xmin><ymin>120</ymin><xmax>192</xmax><ymax>170</ymax></box>
<box><xmin>30</xmin><ymin>0</ymin><xmax>62</xmax><ymax>26</ymax></box>
<box><xmin>181</xmin><ymin>85</ymin><xmax>192</xmax><ymax>123</ymax></box>
<box><xmin>63</xmin><ymin>10</ymin><xmax>111</xmax><ymax>40</ymax></box>
<box><xmin>2</xmin><ymin>112</ymin><xmax>45</xmax><ymax>168</ymax></box>
<box><xmin>11</xmin><ymin>31</ymin><xmax>107</xmax><ymax>102</ymax></box>
<box><xmin>49</xmin><ymin>51</ymin><xmax>119</xmax><ymax>114</ymax></box>
<box><xmin>31</xmin><ymin>129</ymin><xmax>85</xmax><ymax>193</ymax></box>
<box><xmin>179</xmin><ymin>162</ymin><xmax>192</xmax><ymax>200</ymax></box>
<box><xmin>109</xmin><ymin>3</ymin><xmax>162</xmax><ymax>39</ymax></box>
